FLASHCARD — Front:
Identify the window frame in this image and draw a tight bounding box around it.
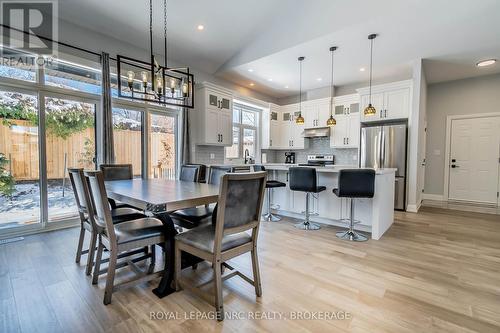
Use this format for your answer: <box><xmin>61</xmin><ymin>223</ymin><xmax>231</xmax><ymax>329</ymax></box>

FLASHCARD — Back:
<box><xmin>225</xmin><ymin>101</ymin><xmax>260</xmax><ymax>162</ymax></box>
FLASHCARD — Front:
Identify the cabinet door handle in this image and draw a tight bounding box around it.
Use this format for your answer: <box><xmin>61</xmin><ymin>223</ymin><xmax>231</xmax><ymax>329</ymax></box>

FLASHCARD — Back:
<box><xmin>270</xmin><ymin>139</ymin><xmax>272</xmax><ymax>146</ymax></box>
<box><xmin>380</xmin><ymin>110</ymin><xmax>383</xmax><ymax>118</ymax></box>
<box><xmin>347</xmin><ymin>137</ymin><xmax>349</xmax><ymax>145</ymax></box>
<box><xmin>221</xmin><ymin>134</ymin><xmax>223</xmax><ymax>142</ymax></box>
<box><xmin>343</xmin><ymin>138</ymin><xmax>346</xmax><ymax>145</ymax></box>
<box><xmin>384</xmin><ymin>109</ymin><xmax>387</xmax><ymax>118</ymax></box>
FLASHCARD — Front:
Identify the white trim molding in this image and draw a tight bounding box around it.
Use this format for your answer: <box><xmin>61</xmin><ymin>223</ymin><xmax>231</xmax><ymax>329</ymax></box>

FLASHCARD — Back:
<box><xmin>422</xmin><ymin>193</ymin><xmax>445</xmax><ymax>201</ymax></box>
<box><xmin>443</xmin><ymin>112</ymin><xmax>500</xmax><ymax>201</ymax></box>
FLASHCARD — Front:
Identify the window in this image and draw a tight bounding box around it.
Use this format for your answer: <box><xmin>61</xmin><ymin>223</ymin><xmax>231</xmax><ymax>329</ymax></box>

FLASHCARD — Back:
<box><xmin>44</xmin><ymin>59</ymin><xmax>102</xmax><ymax>94</ymax></box>
<box><xmin>112</xmin><ymin>107</ymin><xmax>143</xmax><ymax>177</ymax></box>
<box><xmin>225</xmin><ymin>102</ymin><xmax>260</xmax><ymax>161</ymax></box>
<box><xmin>0</xmin><ymin>47</ymin><xmax>37</xmax><ymax>82</ymax></box>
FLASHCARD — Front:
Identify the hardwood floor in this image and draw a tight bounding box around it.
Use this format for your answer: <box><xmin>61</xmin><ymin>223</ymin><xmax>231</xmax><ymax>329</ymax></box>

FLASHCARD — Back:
<box><xmin>1</xmin><ymin>207</ymin><xmax>499</xmax><ymax>332</ymax></box>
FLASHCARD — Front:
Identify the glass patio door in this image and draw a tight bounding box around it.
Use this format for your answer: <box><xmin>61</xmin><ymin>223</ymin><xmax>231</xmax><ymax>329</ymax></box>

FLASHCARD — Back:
<box><xmin>148</xmin><ymin>111</ymin><xmax>177</xmax><ymax>179</ymax></box>
<box><xmin>44</xmin><ymin>94</ymin><xmax>97</xmax><ymax>223</ymax></box>
<box><xmin>0</xmin><ymin>89</ymin><xmax>41</xmax><ymax>231</ymax></box>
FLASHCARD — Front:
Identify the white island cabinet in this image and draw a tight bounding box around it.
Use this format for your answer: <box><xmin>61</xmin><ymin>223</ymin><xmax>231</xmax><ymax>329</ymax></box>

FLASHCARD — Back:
<box><xmin>262</xmin><ymin>164</ymin><xmax>396</xmax><ymax>240</ymax></box>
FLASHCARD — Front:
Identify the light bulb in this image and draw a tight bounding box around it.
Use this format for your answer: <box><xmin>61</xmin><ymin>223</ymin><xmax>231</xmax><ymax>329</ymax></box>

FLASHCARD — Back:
<box><xmin>127</xmin><ymin>71</ymin><xmax>135</xmax><ymax>83</ymax></box>
<box><xmin>182</xmin><ymin>82</ymin><xmax>188</xmax><ymax>97</ymax></box>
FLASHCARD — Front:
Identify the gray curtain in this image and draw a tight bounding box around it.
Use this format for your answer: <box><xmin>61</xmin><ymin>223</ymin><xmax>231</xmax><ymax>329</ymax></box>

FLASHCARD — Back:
<box><xmin>101</xmin><ymin>52</ymin><xmax>115</xmax><ymax>164</ymax></box>
<box><xmin>181</xmin><ymin>108</ymin><xmax>190</xmax><ymax>164</ymax></box>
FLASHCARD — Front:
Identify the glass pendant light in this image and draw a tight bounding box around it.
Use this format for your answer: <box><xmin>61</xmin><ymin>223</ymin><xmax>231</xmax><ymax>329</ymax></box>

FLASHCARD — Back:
<box><xmin>327</xmin><ymin>46</ymin><xmax>337</xmax><ymax>126</ymax></box>
<box><xmin>295</xmin><ymin>56</ymin><xmax>305</xmax><ymax>124</ymax></box>
<box><xmin>364</xmin><ymin>34</ymin><xmax>378</xmax><ymax>117</ymax></box>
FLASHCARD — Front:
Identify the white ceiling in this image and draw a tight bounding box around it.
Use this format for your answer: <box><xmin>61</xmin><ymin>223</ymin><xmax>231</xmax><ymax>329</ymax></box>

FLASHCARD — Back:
<box><xmin>58</xmin><ymin>0</ymin><xmax>500</xmax><ymax>98</ymax></box>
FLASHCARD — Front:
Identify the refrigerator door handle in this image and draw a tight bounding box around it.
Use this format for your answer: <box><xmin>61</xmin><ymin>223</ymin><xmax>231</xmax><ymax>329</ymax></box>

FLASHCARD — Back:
<box><xmin>380</xmin><ymin>127</ymin><xmax>386</xmax><ymax>168</ymax></box>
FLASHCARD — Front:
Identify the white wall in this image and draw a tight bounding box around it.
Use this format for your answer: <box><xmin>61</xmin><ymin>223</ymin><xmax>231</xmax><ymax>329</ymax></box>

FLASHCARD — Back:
<box><xmin>406</xmin><ymin>59</ymin><xmax>427</xmax><ymax>212</ymax></box>
<box><xmin>424</xmin><ymin>73</ymin><xmax>500</xmax><ymax>197</ymax></box>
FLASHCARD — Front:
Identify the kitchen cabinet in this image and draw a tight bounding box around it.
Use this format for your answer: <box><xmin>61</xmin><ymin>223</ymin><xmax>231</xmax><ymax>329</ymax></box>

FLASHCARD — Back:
<box><xmin>262</xmin><ymin>104</ymin><xmax>281</xmax><ymax>149</ymax></box>
<box><xmin>281</xmin><ymin>105</ymin><xmax>305</xmax><ymax>149</ymax></box>
<box><xmin>305</xmin><ymin>98</ymin><xmax>331</xmax><ymax>128</ymax></box>
<box><xmin>190</xmin><ymin>83</ymin><xmax>233</xmax><ymax>146</ymax></box>
<box><xmin>358</xmin><ymin>80</ymin><xmax>412</xmax><ymax>123</ymax></box>
<box><xmin>330</xmin><ymin>113</ymin><xmax>360</xmax><ymax>148</ymax></box>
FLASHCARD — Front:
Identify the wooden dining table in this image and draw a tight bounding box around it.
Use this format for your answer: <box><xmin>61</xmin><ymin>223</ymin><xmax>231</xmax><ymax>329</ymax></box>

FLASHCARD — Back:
<box><xmin>105</xmin><ymin>178</ymin><xmax>220</xmax><ymax>297</ymax></box>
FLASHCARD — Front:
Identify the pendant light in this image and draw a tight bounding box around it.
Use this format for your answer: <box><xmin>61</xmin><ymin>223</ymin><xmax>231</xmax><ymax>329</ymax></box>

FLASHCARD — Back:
<box><xmin>326</xmin><ymin>46</ymin><xmax>337</xmax><ymax>126</ymax></box>
<box><xmin>364</xmin><ymin>34</ymin><xmax>378</xmax><ymax>117</ymax></box>
<box><xmin>295</xmin><ymin>56</ymin><xmax>305</xmax><ymax>125</ymax></box>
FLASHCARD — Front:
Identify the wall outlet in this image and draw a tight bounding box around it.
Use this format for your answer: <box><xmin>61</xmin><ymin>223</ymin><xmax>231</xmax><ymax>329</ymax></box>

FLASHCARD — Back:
<box><xmin>209</xmin><ymin>153</ymin><xmax>215</xmax><ymax>160</ymax></box>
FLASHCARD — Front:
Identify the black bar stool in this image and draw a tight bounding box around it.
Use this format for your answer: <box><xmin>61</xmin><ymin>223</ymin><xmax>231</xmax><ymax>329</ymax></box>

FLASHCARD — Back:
<box><xmin>289</xmin><ymin>167</ymin><xmax>326</xmax><ymax>230</ymax></box>
<box><xmin>333</xmin><ymin>169</ymin><xmax>375</xmax><ymax>242</ymax></box>
<box><xmin>254</xmin><ymin>165</ymin><xmax>286</xmax><ymax>222</ymax></box>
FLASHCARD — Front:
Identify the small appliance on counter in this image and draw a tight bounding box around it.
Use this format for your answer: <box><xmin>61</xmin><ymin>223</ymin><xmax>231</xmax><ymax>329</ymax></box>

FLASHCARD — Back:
<box><xmin>298</xmin><ymin>155</ymin><xmax>334</xmax><ymax>166</ymax></box>
<box><xmin>284</xmin><ymin>152</ymin><xmax>296</xmax><ymax>164</ymax></box>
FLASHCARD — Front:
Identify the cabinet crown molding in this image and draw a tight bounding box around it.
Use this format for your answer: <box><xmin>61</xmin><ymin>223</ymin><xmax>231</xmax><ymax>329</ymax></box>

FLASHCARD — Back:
<box><xmin>197</xmin><ymin>81</ymin><xmax>234</xmax><ymax>96</ymax></box>
<box><xmin>356</xmin><ymin>79</ymin><xmax>413</xmax><ymax>95</ymax></box>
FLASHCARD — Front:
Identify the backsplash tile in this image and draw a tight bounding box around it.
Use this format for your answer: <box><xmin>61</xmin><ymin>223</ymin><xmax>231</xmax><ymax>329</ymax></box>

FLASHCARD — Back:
<box><xmin>191</xmin><ymin>145</ymin><xmax>225</xmax><ymax>165</ymax></box>
<box><xmin>262</xmin><ymin>137</ymin><xmax>358</xmax><ymax>165</ymax></box>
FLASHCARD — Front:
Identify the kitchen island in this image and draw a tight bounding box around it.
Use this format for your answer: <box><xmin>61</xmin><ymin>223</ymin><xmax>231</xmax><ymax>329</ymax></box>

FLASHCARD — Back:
<box><xmin>262</xmin><ymin>164</ymin><xmax>396</xmax><ymax>240</ymax></box>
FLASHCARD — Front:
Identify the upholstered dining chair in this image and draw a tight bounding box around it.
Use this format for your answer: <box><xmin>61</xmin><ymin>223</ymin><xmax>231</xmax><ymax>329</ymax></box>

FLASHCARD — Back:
<box><xmin>68</xmin><ymin>168</ymin><xmax>146</xmax><ymax>275</ymax></box>
<box><xmin>84</xmin><ymin>170</ymin><xmax>166</xmax><ymax>305</ymax></box>
<box><xmin>179</xmin><ymin>164</ymin><xmax>201</xmax><ymax>182</ymax></box>
<box><xmin>99</xmin><ymin>164</ymin><xmax>136</xmax><ymax>209</ymax></box>
<box><xmin>174</xmin><ymin>171</ymin><xmax>267</xmax><ymax>321</ymax></box>
<box><xmin>171</xmin><ymin>165</ymin><xmax>232</xmax><ymax>228</ymax></box>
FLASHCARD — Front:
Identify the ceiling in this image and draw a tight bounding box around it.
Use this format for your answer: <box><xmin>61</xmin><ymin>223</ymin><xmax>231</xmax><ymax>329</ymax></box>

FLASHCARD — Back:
<box><xmin>59</xmin><ymin>0</ymin><xmax>500</xmax><ymax>98</ymax></box>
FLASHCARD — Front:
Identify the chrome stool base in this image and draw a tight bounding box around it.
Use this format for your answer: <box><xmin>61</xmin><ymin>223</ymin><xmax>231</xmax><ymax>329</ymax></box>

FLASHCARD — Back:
<box><xmin>336</xmin><ymin>230</ymin><xmax>368</xmax><ymax>242</ymax></box>
<box><xmin>295</xmin><ymin>221</ymin><xmax>321</xmax><ymax>230</ymax></box>
<box><xmin>262</xmin><ymin>212</ymin><xmax>282</xmax><ymax>222</ymax></box>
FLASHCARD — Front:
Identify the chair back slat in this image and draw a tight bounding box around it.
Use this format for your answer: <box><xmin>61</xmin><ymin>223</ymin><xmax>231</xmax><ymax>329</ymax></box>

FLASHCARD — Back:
<box><xmin>214</xmin><ymin>172</ymin><xmax>267</xmax><ymax>246</ymax></box>
<box><xmin>84</xmin><ymin>171</ymin><xmax>116</xmax><ymax>239</ymax></box>
<box><xmin>100</xmin><ymin>164</ymin><xmax>133</xmax><ymax>181</ymax></box>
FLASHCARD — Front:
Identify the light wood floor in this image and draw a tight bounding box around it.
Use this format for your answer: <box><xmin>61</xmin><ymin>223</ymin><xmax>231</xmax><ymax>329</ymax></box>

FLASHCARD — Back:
<box><xmin>1</xmin><ymin>207</ymin><xmax>499</xmax><ymax>333</ymax></box>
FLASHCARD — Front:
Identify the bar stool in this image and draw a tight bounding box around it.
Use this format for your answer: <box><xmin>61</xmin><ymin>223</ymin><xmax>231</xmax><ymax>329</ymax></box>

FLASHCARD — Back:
<box><xmin>254</xmin><ymin>165</ymin><xmax>286</xmax><ymax>222</ymax></box>
<box><xmin>289</xmin><ymin>167</ymin><xmax>326</xmax><ymax>230</ymax></box>
<box><xmin>333</xmin><ymin>169</ymin><xmax>375</xmax><ymax>242</ymax></box>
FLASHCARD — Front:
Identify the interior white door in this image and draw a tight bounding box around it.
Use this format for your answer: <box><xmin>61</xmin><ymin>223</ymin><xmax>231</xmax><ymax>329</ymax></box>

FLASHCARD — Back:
<box><xmin>448</xmin><ymin>116</ymin><xmax>500</xmax><ymax>204</ymax></box>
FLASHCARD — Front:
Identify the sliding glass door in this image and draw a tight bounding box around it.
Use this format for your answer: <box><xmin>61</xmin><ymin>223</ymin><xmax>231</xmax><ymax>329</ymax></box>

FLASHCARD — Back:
<box><xmin>112</xmin><ymin>107</ymin><xmax>143</xmax><ymax>178</ymax></box>
<box><xmin>0</xmin><ymin>89</ymin><xmax>40</xmax><ymax>230</ymax></box>
<box><xmin>44</xmin><ymin>95</ymin><xmax>97</xmax><ymax>222</ymax></box>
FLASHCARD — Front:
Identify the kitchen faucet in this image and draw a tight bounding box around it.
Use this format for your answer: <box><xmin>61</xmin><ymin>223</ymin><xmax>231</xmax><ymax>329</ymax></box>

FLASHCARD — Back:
<box><xmin>244</xmin><ymin>149</ymin><xmax>250</xmax><ymax>164</ymax></box>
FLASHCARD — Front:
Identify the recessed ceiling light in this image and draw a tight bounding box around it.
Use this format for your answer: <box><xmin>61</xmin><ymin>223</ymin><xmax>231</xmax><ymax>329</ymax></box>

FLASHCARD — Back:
<box><xmin>476</xmin><ymin>59</ymin><xmax>497</xmax><ymax>67</ymax></box>
<box><xmin>284</xmin><ymin>85</ymin><xmax>289</xmax><ymax>89</ymax></box>
<box><xmin>249</xmin><ymin>83</ymin><xmax>255</xmax><ymax>86</ymax></box>
<box><xmin>248</xmin><ymin>68</ymin><xmax>254</xmax><ymax>72</ymax></box>
<box><xmin>359</xmin><ymin>67</ymin><xmax>366</xmax><ymax>72</ymax></box>
<box><xmin>316</xmin><ymin>77</ymin><xmax>322</xmax><ymax>81</ymax></box>
<box><xmin>267</xmin><ymin>78</ymin><xmax>273</xmax><ymax>81</ymax></box>
<box><xmin>197</xmin><ymin>25</ymin><xmax>204</xmax><ymax>31</ymax></box>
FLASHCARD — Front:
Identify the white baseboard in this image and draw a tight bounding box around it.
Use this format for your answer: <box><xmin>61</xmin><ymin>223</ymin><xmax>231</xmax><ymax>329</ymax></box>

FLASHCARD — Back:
<box><xmin>406</xmin><ymin>204</ymin><xmax>419</xmax><ymax>213</ymax></box>
<box><xmin>422</xmin><ymin>193</ymin><xmax>445</xmax><ymax>201</ymax></box>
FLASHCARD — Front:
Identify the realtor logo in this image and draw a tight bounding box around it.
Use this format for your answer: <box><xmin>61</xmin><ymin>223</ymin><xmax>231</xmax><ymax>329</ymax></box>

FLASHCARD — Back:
<box><xmin>1</xmin><ymin>0</ymin><xmax>58</xmax><ymax>55</ymax></box>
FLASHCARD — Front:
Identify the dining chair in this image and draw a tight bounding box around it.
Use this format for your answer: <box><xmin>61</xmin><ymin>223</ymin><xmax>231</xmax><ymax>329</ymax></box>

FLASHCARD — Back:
<box><xmin>84</xmin><ymin>170</ymin><xmax>166</xmax><ymax>305</ymax></box>
<box><xmin>179</xmin><ymin>164</ymin><xmax>200</xmax><ymax>182</ymax></box>
<box><xmin>174</xmin><ymin>171</ymin><xmax>267</xmax><ymax>321</ymax></box>
<box><xmin>68</xmin><ymin>168</ymin><xmax>146</xmax><ymax>276</ymax></box>
<box><xmin>99</xmin><ymin>164</ymin><xmax>137</xmax><ymax>209</ymax></box>
<box><xmin>171</xmin><ymin>165</ymin><xmax>232</xmax><ymax>228</ymax></box>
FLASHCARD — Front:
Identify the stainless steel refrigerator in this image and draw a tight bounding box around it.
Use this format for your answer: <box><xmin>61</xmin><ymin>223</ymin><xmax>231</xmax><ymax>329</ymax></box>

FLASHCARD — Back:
<box><xmin>360</xmin><ymin>123</ymin><xmax>407</xmax><ymax>210</ymax></box>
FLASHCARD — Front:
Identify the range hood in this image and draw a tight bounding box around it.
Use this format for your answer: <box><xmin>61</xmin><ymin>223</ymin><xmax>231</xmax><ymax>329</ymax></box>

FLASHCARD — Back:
<box><xmin>303</xmin><ymin>127</ymin><xmax>331</xmax><ymax>138</ymax></box>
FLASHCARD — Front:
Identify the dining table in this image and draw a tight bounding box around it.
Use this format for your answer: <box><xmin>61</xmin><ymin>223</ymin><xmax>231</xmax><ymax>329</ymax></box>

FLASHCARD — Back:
<box><xmin>105</xmin><ymin>178</ymin><xmax>220</xmax><ymax>298</ymax></box>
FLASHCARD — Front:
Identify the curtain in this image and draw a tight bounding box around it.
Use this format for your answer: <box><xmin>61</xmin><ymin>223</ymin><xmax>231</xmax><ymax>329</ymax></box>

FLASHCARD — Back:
<box><xmin>181</xmin><ymin>108</ymin><xmax>190</xmax><ymax>165</ymax></box>
<box><xmin>101</xmin><ymin>52</ymin><xmax>115</xmax><ymax>164</ymax></box>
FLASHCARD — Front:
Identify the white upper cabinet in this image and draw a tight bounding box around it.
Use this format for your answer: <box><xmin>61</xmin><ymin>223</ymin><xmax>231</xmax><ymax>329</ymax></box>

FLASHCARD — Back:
<box><xmin>262</xmin><ymin>104</ymin><xmax>281</xmax><ymax>149</ymax></box>
<box><xmin>190</xmin><ymin>83</ymin><xmax>233</xmax><ymax>146</ymax></box>
<box><xmin>304</xmin><ymin>98</ymin><xmax>331</xmax><ymax>128</ymax></box>
<box><xmin>330</xmin><ymin>94</ymin><xmax>360</xmax><ymax>148</ymax></box>
<box><xmin>358</xmin><ymin>80</ymin><xmax>412</xmax><ymax>123</ymax></box>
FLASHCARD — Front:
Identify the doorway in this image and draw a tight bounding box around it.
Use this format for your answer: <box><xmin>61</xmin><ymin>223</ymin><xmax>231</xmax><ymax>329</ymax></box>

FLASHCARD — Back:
<box><xmin>447</xmin><ymin>115</ymin><xmax>500</xmax><ymax>205</ymax></box>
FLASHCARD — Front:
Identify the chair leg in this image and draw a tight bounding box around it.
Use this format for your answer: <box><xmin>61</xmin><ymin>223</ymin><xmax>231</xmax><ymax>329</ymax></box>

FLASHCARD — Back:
<box><xmin>85</xmin><ymin>231</ymin><xmax>98</xmax><ymax>276</ymax></box>
<box><xmin>262</xmin><ymin>188</ymin><xmax>281</xmax><ymax>222</ymax></box>
<box><xmin>214</xmin><ymin>259</ymin><xmax>224</xmax><ymax>321</ymax></box>
<box><xmin>251</xmin><ymin>246</ymin><xmax>262</xmax><ymax>297</ymax></box>
<box><xmin>174</xmin><ymin>242</ymin><xmax>182</xmax><ymax>291</ymax></box>
<box><xmin>103</xmin><ymin>249</ymin><xmax>118</xmax><ymax>305</ymax></box>
<box><xmin>75</xmin><ymin>226</ymin><xmax>86</xmax><ymax>264</ymax></box>
<box><xmin>295</xmin><ymin>192</ymin><xmax>320</xmax><ymax>230</ymax></box>
<box><xmin>92</xmin><ymin>240</ymin><xmax>104</xmax><ymax>285</ymax></box>
<box><xmin>148</xmin><ymin>245</ymin><xmax>156</xmax><ymax>274</ymax></box>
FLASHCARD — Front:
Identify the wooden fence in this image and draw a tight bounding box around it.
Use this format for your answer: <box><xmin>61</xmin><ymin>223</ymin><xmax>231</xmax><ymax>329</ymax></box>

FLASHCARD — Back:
<box><xmin>0</xmin><ymin>119</ymin><xmax>175</xmax><ymax>180</ymax></box>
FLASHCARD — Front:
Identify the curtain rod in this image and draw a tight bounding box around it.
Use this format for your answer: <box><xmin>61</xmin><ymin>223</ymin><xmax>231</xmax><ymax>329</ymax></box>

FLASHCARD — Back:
<box><xmin>0</xmin><ymin>24</ymin><xmax>118</xmax><ymax>61</ymax></box>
